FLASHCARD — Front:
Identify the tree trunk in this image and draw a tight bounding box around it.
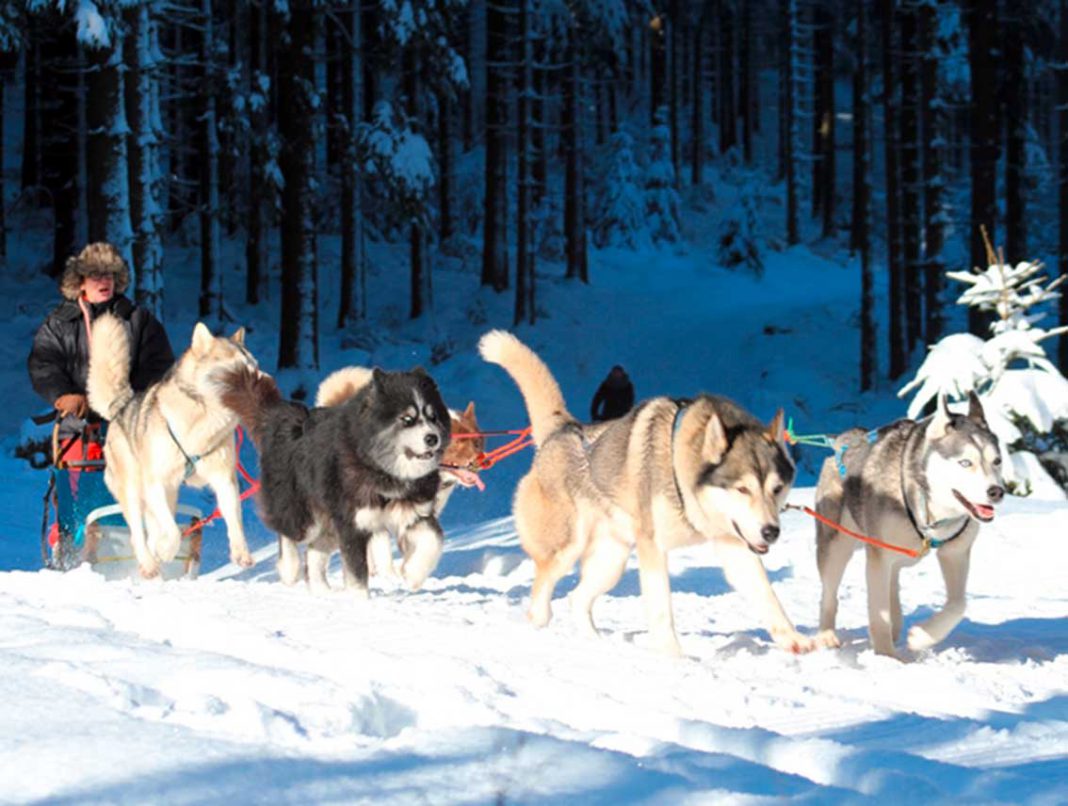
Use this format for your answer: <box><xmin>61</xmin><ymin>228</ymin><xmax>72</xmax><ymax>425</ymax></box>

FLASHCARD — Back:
<box><xmin>481</xmin><ymin>0</ymin><xmax>508</xmax><ymax>290</ymax></box>
<box><xmin>669</xmin><ymin>0</ymin><xmax>680</xmax><ymax>186</ymax></box>
<box><xmin>198</xmin><ymin>0</ymin><xmax>221</xmax><ymax>321</ymax></box>
<box><xmin>277</xmin><ymin>2</ymin><xmax>320</xmax><ymax>370</ymax></box>
<box><xmin>920</xmin><ymin>2</ymin><xmax>944</xmax><ymax>345</ymax></box>
<box><xmin>783</xmin><ymin>0</ymin><xmax>799</xmax><ymax>245</ymax></box>
<box><xmin>39</xmin><ymin>17</ymin><xmax>79</xmax><ymax>277</ymax></box>
<box><xmin>1060</xmin><ymin>0</ymin><xmax>1068</xmax><ymax>371</ymax></box>
<box><xmin>741</xmin><ymin>0</ymin><xmax>753</xmax><ymax>163</ymax></box>
<box><xmin>816</xmin><ymin>2</ymin><xmax>835</xmax><ymax>236</ymax></box>
<box><xmin>514</xmin><ymin>0</ymin><xmax>533</xmax><ymax>325</ymax></box>
<box><xmin>564</xmin><ymin>25</ymin><xmax>587</xmax><ymax>283</ymax></box>
<box><xmin>438</xmin><ymin>88</ymin><xmax>452</xmax><ymax>244</ymax></box>
<box><xmin>719</xmin><ymin>0</ymin><xmax>736</xmax><ymax>154</ymax></box>
<box><xmin>246</xmin><ymin>0</ymin><xmax>268</xmax><ymax>306</ymax></box>
<box><xmin>21</xmin><ymin>27</ymin><xmax>40</xmax><ymax>193</ymax></box>
<box><xmin>338</xmin><ymin>0</ymin><xmax>365</xmax><ymax>327</ymax></box>
<box><xmin>86</xmin><ymin>27</ymin><xmax>134</xmax><ymax>270</ymax></box>
<box><xmin>899</xmin><ymin>2</ymin><xmax>922</xmax><ymax>351</ymax></box>
<box><xmin>691</xmin><ymin>13</ymin><xmax>704</xmax><ymax>187</ymax></box>
<box><xmin>124</xmin><ymin>2</ymin><xmax>164</xmax><ymax>317</ymax></box>
<box><xmin>854</xmin><ymin>2</ymin><xmax>875</xmax><ymax>391</ymax></box>
<box><xmin>651</xmin><ymin>10</ymin><xmax>666</xmax><ymax>127</ymax></box>
<box><xmin>405</xmin><ymin>43</ymin><xmax>426</xmax><ymax>319</ymax></box>
<box><xmin>1004</xmin><ymin>6</ymin><xmax>1026</xmax><ymax>265</ymax></box>
<box><xmin>966</xmin><ymin>0</ymin><xmax>999</xmax><ymax>336</ymax></box>
<box><xmin>880</xmin><ymin>0</ymin><xmax>906</xmax><ymax>379</ymax></box>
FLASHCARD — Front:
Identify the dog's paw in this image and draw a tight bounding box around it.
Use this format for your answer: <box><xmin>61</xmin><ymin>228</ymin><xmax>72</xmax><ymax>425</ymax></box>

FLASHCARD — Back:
<box><xmin>231</xmin><ymin>548</ymin><xmax>254</xmax><ymax>568</ymax></box>
<box><xmin>647</xmin><ymin>635</ymin><xmax>684</xmax><ymax>658</ymax></box>
<box><xmin>526</xmin><ymin>606</ymin><xmax>551</xmax><ymax>628</ymax></box>
<box><xmin>153</xmin><ymin>530</ymin><xmax>182</xmax><ymax>563</ymax></box>
<box><xmin>907</xmin><ymin>624</ymin><xmax>936</xmax><ymax>652</ymax></box>
<box><xmin>815</xmin><ymin>629</ymin><xmax>842</xmax><ymax>650</ymax></box>
<box><xmin>772</xmin><ymin>629</ymin><xmax>817</xmax><ymax>654</ymax></box>
<box><xmin>139</xmin><ymin>560</ymin><xmax>161</xmax><ymax>579</ymax></box>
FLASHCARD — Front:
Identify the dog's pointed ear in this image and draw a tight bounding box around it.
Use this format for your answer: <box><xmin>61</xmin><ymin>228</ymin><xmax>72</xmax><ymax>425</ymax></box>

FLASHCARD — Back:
<box><xmin>371</xmin><ymin>367</ymin><xmax>386</xmax><ymax>392</ymax></box>
<box><xmin>462</xmin><ymin>401</ymin><xmax>476</xmax><ymax>420</ymax></box>
<box><xmin>230</xmin><ymin>326</ymin><xmax>246</xmax><ymax>346</ymax></box>
<box><xmin>192</xmin><ymin>322</ymin><xmax>213</xmax><ymax>356</ymax></box>
<box><xmin>702</xmin><ymin>412</ymin><xmax>729</xmax><ymax>464</ymax></box>
<box><xmin>929</xmin><ymin>393</ymin><xmax>953</xmax><ymax>438</ymax></box>
<box><xmin>411</xmin><ymin>366</ymin><xmax>430</xmax><ymax>379</ymax></box>
<box><xmin>967</xmin><ymin>390</ymin><xmax>987</xmax><ymax>425</ymax></box>
<box><xmin>767</xmin><ymin>408</ymin><xmax>786</xmax><ymax>446</ymax></box>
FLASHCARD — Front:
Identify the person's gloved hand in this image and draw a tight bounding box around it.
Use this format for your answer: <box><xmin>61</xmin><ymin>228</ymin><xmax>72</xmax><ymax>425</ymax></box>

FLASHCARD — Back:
<box><xmin>55</xmin><ymin>393</ymin><xmax>89</xmax><ymax>419</ymax></box>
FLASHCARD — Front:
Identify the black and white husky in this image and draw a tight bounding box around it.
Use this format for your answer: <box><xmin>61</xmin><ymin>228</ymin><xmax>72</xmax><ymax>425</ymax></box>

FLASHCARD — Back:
<box><xmin>221</xmin><ymin>366</ymin><xmax>451</xmax><ymax>597</ymax></box>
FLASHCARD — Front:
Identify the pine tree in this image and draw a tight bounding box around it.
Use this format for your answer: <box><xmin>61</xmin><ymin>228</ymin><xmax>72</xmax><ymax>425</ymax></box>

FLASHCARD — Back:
<box><xmin>899</xmin><ymin>1</ymin><xmax>922</xmax><ymax>351</ymax></box>
<box><xmin>198</xmin><ymin>0</ymin><xmax>222</xmax><ymax>321</ymax></box>
<box><xmin>966</xmin><ymin>0</ymin><xmax>1000</xmax><ymax>336</ymax></box>
<box><xmin>84</xmin><ymin>8</ymin><xmax>134</xmax><ymax>271</ymax></box>
<box><xmin>338</xmin><ymin>0</ymin><xmax>366</xmax><ymax>327</ymax></box>
<box><xmin>920</xmin><ymin>0</ymin><xmax>945</xmax><ymax>345</ymax></box>
<box><xmin>277</xmin><ymin>0</ymin><xmax>320</xmax><ymax>371</ymax></box>
<box><xmin>1060</xmin><ymin>0</ymin><xmax>1068</xmax><ymax>372</ymax></box>
<box><xmin>124</xmin><ymin>1</ymin><xmax>165</xmax><ymax>317</ymax></box>
<box><xmin>0</xmin><ymin>6</ymin><xmax>17</xmax><ymax>260</ymax></box>
<box><xmin>880</xmin><ymin>0</ymin><xmax>906</xmax><ymax>379</ymax></box>
<box><xmin>482</xmin><ymin>0</ymin><xmax>508</xmax><ymax>291</ymax></box>
<box><xmin>853</xmin><ymin>2</ymin><xmax>875</xmax><ymax>392</ymax></box>
<box><xmin>1004</xmin><ymin>4</ymin><xmax>1026</xmax><ymax>265</ymax></box>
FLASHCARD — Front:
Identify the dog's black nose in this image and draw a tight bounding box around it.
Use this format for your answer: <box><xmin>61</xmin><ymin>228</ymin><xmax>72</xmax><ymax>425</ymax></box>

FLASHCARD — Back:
<box><xmin>761</xmin><ymin>525</ymin><xmax>780</xmax><ymax>543</ymax></box>
<box><xmin>987</xmin><ymin>485</ymin><xmax>1004</xmax><ymax>503</ymax></box>
<box><xmin>424</xmin><ymin>433</ymin><xmax>439</xmax><ymax>448</ymax></box>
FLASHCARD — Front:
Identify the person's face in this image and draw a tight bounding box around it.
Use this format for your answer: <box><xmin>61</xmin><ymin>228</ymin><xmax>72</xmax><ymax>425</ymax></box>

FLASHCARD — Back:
<box><xmin>80</xmin><ymin>272</ymin><xmax>115</xmax><ymax>303</ymax></box>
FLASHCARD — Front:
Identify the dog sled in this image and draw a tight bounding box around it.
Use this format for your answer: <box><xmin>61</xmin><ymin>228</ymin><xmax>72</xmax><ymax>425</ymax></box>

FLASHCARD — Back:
<box><xmin>38</xmin><ymin>416</ymin><xmax>204</xmax><ymax>580</ymax></box>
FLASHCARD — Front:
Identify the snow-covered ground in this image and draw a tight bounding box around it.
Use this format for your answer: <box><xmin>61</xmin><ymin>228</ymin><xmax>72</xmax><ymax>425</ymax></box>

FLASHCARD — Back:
<box><xmin>1</xmin><ymin>158</ymin><xmax>1066</xmax><ymax>801</ymax></box>
<box><xmin>1</xmin><ymin>492</ymin><xmax>1066</xmax><ymax>804</ymax></box>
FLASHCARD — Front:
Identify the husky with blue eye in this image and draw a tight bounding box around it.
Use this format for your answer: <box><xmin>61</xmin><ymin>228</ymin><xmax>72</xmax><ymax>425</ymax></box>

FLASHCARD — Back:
<box><xmin>221</xmin><ymin>365</ymin><xmax>451</xmax><ymax>597</ymax></box>
<box><xmin>815</xmin><ymin>392</ymin><xmax>1006</xmax><ymax>657</ymax></box>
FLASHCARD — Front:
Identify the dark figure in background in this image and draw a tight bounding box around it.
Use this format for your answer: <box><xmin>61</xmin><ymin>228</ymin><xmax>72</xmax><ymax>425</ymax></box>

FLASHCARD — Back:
<box><xmin>28</xmin><ymin>242</ymin><xmax>175</xmax><ymax>438</ymax></box>
<box><xmin>590</xmin><ymin>365</ymin><xmax>635</xmax><ymax>422</ymax></box>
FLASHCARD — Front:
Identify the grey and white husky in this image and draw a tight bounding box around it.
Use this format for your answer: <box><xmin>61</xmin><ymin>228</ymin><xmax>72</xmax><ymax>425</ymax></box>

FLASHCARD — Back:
<box><xmin>815</xmin><ymin>392</ymin><xmax>1005</xmax><ymax>656</ymax></box>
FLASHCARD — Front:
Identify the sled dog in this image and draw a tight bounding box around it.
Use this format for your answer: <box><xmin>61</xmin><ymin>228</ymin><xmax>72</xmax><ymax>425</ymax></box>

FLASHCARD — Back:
<box><xmin>316</xmin><ymin>367</ymin><xmax>485</xmax><ymax>579</ymax></box>
<box><xmin>87</xmin><ymin>315</ymin><xmax>257</xmax><ymax>577</ymax></box>
<box><xmin>479</xmin><ymin>329</ymin><xmax>826</xmax><ymax>656</ymax></box>
<box><xmin>815</xmin><ymin>392</ymin><xmax>1005</xmax><ymax>656</ymax></box>
<box><xmin>221</xmin><ymin>365</ymin><xmax>451</xmax><ymax>596</ymax></box>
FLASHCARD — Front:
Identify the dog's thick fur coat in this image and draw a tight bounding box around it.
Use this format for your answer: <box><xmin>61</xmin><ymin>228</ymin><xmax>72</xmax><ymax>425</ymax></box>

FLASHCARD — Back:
<box><xmin>480</xmin><ymin>330</ymin><xmax>828</xmax><ymax>655</ymax></box>
<box><xmin>815</xmin><ymin>393</ymin><xmax>1005</xmax><ymax>656</ymax></box>
<box><xmin>87</xmin><ymin>314</ymin><xmax>256</xmax><ymax>577</ymax></box>
<box><xmin>222</xmin><ymin>365</ymin><xmax>451</xmax><ymax>596</ymax></box>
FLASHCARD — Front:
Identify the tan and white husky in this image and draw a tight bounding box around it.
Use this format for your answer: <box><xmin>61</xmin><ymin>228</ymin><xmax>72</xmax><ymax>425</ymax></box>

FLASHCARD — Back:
<box><xmin>88</xmin><ymin>314</ymin><xmax>258</xmax><ymax>578</ymax></box>
<box><xmin>480</xmin><ymin>330</ymin><xmax>831</xmax><ymax>656</ymax></box>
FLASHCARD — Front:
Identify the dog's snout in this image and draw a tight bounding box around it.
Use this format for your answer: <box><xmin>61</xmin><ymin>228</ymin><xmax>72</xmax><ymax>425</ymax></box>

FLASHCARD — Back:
<box><xmin>424</xmin><ymin>432</ymin><xmax>439</xmax><ymax>448</ymax></box>
<box><xmin>987</xmin><ymin>485</ymin><xmax>1004</xmax><ymax>503</ymax></box>
<box><xmin>761</xmin><ymin>525</ymin><xmax>780</xmax><ymax>543</ymax></box>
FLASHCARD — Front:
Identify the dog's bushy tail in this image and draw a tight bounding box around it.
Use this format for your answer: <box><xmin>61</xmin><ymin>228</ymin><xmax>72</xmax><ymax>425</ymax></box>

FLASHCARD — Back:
<box><xmin>87</xmin><ymin>314</ymin><xmax>133</xmax><ymax>420</ymax></box>
<box><xmin>315</xmin><ymin>366</ymin><xmax>373</xmax><ymax>407</ymax></box>
<box><xmin>219</xmin><ymin>366</ymin><xmax>283</xmax><ymax>447</ymax></box>
<box><xmin>478</xmin><ymin>329</ymin><xmax>571</xmax><ymax>447</ymax></box>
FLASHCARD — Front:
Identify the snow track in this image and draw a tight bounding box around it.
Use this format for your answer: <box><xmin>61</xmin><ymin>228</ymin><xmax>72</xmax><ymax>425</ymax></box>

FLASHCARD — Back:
<box><xmin>1</xmin><ymin>493</ymin><xmax>1065</xmax><ymax>804</ymax></box>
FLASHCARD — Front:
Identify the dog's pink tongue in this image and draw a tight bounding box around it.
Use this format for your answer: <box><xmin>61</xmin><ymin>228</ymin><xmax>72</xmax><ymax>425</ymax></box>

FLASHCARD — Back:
<box><xmin>446</xmin><ymin>467</ymin><xmax>485</xmax><ymax>491</ymax></box>
<box><xmin>976</xmin><ymin>503</ymin><xmax>995</xmax><ymax>519</ymax></box>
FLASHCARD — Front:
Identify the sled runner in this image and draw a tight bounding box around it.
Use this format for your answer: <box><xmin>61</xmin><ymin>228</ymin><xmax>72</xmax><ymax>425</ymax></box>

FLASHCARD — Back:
<box><xmin>39</xmin><ymin>418</ymin><xmax>203</xmax><ymax>580</ymax></box>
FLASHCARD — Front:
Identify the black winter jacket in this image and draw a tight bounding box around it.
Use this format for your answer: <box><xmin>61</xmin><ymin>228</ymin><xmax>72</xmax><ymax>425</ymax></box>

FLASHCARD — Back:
<box><xmin>27</xmin><ymin>294</ymin><xmax>175</xmax><ymax>410</ymax></box>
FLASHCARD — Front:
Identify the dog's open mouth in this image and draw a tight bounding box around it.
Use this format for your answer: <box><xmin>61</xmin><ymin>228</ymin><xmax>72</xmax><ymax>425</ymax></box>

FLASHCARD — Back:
<box><xmin>404</xmin><ymin>448</ymin><xmax>438</xmax><ymax>461</ymax></box>
<box><xmin>953</xmin><ymin>489</ymin><xmax>995</xmax><ymax>522</ymax></box>
<box><xmin>442</xmin><ymin>465</ymin><xmax>485</xmax><ymax>490</ymax></box>
<box><xmin>734</xmin><ymin>520</ymin><xmax>769</xmax><ymax>554</ymax></box>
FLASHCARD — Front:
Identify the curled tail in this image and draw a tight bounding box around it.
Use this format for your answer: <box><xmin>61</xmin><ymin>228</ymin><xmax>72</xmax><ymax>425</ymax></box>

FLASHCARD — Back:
<box><xmin>219</xmin><ymin>366</ymin><xmax>284</xmax><ymax>447</ymax></box>
<box><xmin>87</xmin><ymin>314</ymin><xmax>133</xmax><ymax>420</ymax></box>
<box><xmin>315</xmin><ymin>366</ymin><xmax>373</xmax><ymax>407</ymax></box>
<box><xmin>478</xmin><ymin>329</ymin><xmax>571</xmax><ymax>447</ymax></box>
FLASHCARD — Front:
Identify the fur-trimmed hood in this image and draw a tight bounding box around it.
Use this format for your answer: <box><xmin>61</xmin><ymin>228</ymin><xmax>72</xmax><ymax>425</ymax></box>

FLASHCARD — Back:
<box><xmin>59</xmin><ymin>242</ymin><xmax>131</xmax><ymax>301</ymax></box>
